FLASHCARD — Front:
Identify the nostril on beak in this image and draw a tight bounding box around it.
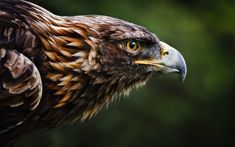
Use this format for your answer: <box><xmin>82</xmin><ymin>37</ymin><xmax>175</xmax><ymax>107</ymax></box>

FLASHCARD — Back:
<box><xmin>162</xmin><ymin>51</ymin><xmax>169</xmax><ymax>56</ymax></box>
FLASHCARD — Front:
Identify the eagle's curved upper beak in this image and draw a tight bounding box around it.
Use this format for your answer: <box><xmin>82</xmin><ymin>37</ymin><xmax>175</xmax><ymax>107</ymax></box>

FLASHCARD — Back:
<box><xmin>135</xmin><ymin>41</ymin><xmax>187</xmax><ymax>81</ymax></box>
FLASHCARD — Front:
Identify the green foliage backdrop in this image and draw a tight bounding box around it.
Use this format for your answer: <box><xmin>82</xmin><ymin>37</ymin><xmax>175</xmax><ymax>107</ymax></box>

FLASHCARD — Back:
<box><xmin>16</xmin><ymin>0</ymin><xmax>235</xmax><ymax>146</ymax></box>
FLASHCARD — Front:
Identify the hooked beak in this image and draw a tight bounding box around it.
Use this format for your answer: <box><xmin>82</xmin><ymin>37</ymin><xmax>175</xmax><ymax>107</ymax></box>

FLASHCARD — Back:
<box><xmin>135</xmin><ymin>41</ymin><xmax>187</xmax><ymax>81</ymax></box>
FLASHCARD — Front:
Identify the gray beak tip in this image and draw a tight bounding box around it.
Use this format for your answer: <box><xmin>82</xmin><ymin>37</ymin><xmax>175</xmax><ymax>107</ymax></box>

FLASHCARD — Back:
<box><xmin>180</xmin><ymin>68</ymin><xmax>187</xmax><ymax>82</ymax></box>
<box><xmin>178</xmin><ymin>53</ymin><xmax>187</xmax><ymax>82</ymax></box>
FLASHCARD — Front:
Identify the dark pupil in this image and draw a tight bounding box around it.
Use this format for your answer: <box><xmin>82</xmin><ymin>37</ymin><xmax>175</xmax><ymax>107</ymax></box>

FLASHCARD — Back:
<box><xmin>129</xmin><ymin>41</ymin><xmax>136</xmax><ymax>49</ymax></box>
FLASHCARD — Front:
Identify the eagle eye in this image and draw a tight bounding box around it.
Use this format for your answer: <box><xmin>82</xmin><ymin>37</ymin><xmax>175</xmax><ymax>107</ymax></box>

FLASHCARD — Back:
<box><xmin>126</xmin><ymin>40</ymin><xmax>140</xmax><ymax>51</ymax></box>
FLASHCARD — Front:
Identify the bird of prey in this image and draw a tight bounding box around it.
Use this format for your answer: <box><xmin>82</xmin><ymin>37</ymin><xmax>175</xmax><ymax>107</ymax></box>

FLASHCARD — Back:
<box><xmin>0</xmin><ymin>0</ymin><xmax>187</xmax><ymax>146</ymax></box>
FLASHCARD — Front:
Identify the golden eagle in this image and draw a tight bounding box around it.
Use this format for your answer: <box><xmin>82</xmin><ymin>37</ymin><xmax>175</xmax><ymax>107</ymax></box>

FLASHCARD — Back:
<box><xmin>0</xmin><ymin>0</ymin><xmax>187</xmax><ymax>146</ymax></box>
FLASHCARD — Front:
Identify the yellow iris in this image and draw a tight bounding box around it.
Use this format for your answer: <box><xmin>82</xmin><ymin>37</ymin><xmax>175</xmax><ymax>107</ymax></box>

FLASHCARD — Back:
<box><xmin>126</xmin><ymin>40</ymin><xmax>140</xmax><ymax>50</ymax></box>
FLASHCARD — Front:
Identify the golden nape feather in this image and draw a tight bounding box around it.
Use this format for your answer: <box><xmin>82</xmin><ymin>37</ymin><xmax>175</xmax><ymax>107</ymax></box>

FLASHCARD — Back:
<box><xmin>0</xmin><ymin>0</ymin><xmax>187</xmax><ymax>146</ymax></box>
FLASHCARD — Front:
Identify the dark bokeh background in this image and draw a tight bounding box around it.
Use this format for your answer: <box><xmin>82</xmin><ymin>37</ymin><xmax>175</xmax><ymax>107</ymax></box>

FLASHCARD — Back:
<box><xmin>16</xmin><ymin>0</ymin><xmax>235</xmax><ymax>147</ymax></box>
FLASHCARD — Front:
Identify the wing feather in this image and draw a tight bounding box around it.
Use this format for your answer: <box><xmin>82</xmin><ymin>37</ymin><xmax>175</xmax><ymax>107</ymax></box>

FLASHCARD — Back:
<box><xmin>0</xmin><ymin>2</ymin><xmax>45</xmax><ymax>142</ymax></box>
<box><xmin>0</xmin><ymin>48</ymin><xmax>43</xmax><ymax>134</ymax></box>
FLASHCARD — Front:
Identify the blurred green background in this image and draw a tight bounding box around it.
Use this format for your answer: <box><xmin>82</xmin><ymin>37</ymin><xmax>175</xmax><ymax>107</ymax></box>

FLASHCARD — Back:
<box><xmin>16</xmin><ymin>0</ymin><xmax>235</xmax><ymax>147</ymax></box>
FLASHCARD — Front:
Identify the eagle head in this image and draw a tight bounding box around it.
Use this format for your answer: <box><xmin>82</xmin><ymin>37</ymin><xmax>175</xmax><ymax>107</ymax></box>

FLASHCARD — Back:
<box><xmin>72</xmin><ymin>15</ymin><xmax>187</xmax><ymax>85</ymax></box>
